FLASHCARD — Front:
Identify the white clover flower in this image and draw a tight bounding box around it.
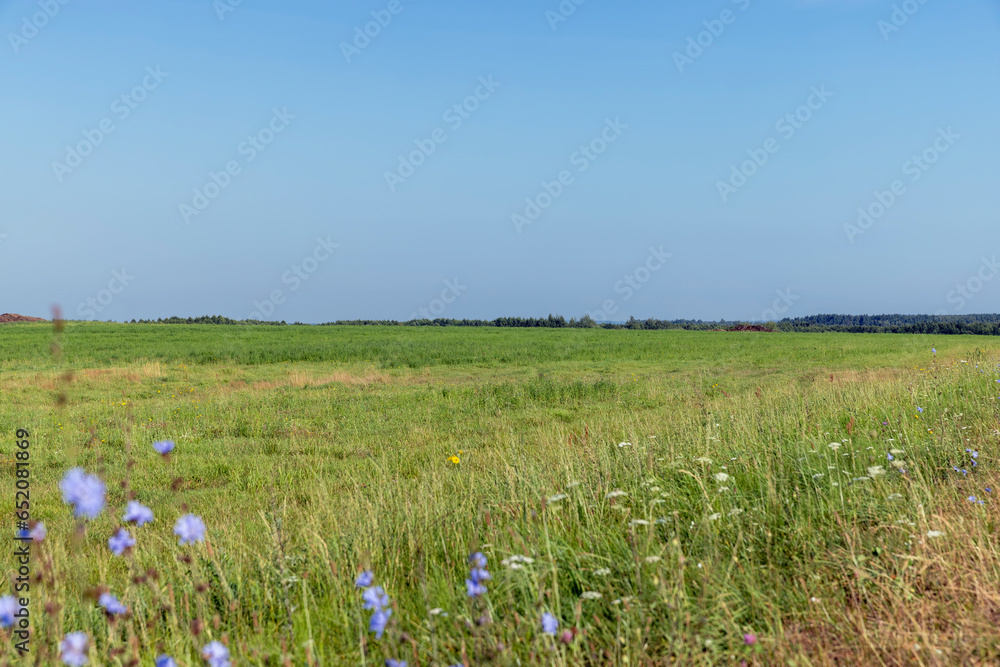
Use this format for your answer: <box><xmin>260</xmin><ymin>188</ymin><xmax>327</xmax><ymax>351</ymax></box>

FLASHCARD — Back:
<box><xmin>867</xmin><ymin>466</ymin><xmax>886</xmax><ymax>477</ymax></box>
<box><xmin>926</xmin><ymin>530</ymin><xmax>944</xmax><ymax>538</ymax></box>
<box><xmin>593</xmin><ymin>568</ymin><xmax>611</xmax><ymax>576</ymax></box>
<box><xmin>580</xmin><ymin>591</ymin><xmax>602</xmax><ymax>600</ymax></box>
<box><xmin>547</xmin><ymin>494</ymin><xmax>568</xmax><ymax>503</ymax></box>
<box><xmin>708</xmin><ymin>513</ymin><xmax>722</xmax><ymax>521</ymax></box>
<box><xmin>606</xmin><ymin>490</ymin><xmax>628</xmax><ymax>499</ymax></box>
<box><xmin>713</xmin><ymin>473</ymin><xmax>730</xmax><ymax>483</ymax></box>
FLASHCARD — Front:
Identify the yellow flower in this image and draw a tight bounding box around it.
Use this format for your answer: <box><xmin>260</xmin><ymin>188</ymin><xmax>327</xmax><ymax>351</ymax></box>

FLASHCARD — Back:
<box><xmin>447</xmin><ymin>456</ymin><xmax>460</xmax><ymax>464</ymax></box>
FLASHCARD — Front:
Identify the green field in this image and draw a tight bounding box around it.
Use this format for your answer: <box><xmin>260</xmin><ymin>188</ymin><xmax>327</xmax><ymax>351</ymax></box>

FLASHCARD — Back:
<box><xmin>2</xmin><ymin>323</ymin><xmax>999</xmax><ymax>665</ymax></box>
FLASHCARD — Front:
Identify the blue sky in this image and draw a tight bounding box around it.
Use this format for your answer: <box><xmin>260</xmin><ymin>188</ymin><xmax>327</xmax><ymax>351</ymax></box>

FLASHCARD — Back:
<box><xmin>2</xmin><ymin>0</ymin><xmax>998</xmax><ymax>322</ymax></box>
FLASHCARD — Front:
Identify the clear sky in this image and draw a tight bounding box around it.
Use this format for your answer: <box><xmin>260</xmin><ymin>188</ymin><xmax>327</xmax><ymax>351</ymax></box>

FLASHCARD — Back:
<box><xmin>2</xmin><ymin>0</ymin><xmax>998</xmax><ymax>323</ymax></box>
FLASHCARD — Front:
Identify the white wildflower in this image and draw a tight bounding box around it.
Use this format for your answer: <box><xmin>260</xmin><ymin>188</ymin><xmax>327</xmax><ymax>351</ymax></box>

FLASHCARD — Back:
<box><xmin>926</xmin><ymin>530</ymin><xmax>944</xmax><ymax>538</ymax></box>
<box><xmin>812</xmin><ymin>473</ymin><xmax>823</xmax><ymax>479</ymax></box>
<box><xmin>617</xmin><ymin>442</ymin><xmax>631</xmax><ymax>448</ymax></box>
<box><xmin>828</xmin><ymin>443</ymin><xmax>841</xmax><ymax>451</ymax></box>
<box><xmin>727</xmin><ymin>508</ymin><xmax>743</xmax><ymax>517</ymax></box>
<box><xmin>547</xmin><ymin>494</ymin><xmax>568</xmax><ymax>503</ymax></box>
<box><xmin>629</xmin><ymin>519</ymin><xmax>650</xmax><ymax>526</ymax></box>
<box><xmin>644</xmin><ymin>556</ymin><xmax>661</xmax><ymax>563</ymax></box>
<box><xmin>580</xmin><ymin>591</ymin><xmax>602</xmax><ymax>600</ymax></box>
<box><xmin>694</xmin><ymin>456</ymin><xmax>712</xmax><ymax>464</ymax></box>
<box><xmin>867</xmin><ymin>466</ymin><xmax>886</xmax><ymax>477</ymax></box>
<box><xmin>606</xmin><ymin>490</ymin><xmax>627</xmax><ymax>499</ymax></box>
<box><xmin>708</xmin><ymin>513</ymin><xmax>722</xmax><ymax>521</ymax></box>
<box><xmin>593</xmin><ymin>568</ymin><xmax>611</xmax><ymax>576</ymax></box>
<box><xmin>567</xmin><ymin>481</ymin><xmax>581</xmax><ymax>488</ymax></box>
<box><xmin>713</xmin><ymin>472</ymin><xmax>730</xmax><ymax>483</ymax></box>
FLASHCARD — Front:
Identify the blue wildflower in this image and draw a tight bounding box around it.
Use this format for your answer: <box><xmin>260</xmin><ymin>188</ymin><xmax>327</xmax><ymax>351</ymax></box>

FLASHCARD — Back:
<box><xmin>173</xmin><ymin>514</ymin><xmax>206</xmax><ymax>545</ymax></box>
<box><xmin>887</xmin><ymin>453</ymin><xmax>893</xmax><ymax>461</ymax></box>
<box><xmin>123</xmin><ymin>501</ymin><xmax>154</xmax><ymax>526</ymax></box>
<box><xmin>108</xmin><ymin>528</ymin><xmax>135</xmax><ymax>556</ymax></box>
<box><xmin>201</xmin><ymin>641</ymin><xmax>231</xmax><ymax>667</ymax></box>
<box><xmin>362</xmin><ymin>586</ymin><xmax>390</xmax><ymax>611</ymax></box>
<box><xmin>153</xmin><ymin>440</ymin><xmax>175</xmax><ymax>455</ymax></box>
<box><xmin>541</xmin><ymin>612</ymin><xmax>559</xmax><ymax>635</ymax></box>
<box><xmin>932</xmin><ymin>348</ymin><xmax>936</xmax><ymax>353</ymax></box>
<box><xmin>0</xmin><ymin>595</ymin><xmax>20</xmax><ymax>627</ymax></box>
<box><xmin>385</xmin><ymin>660</ymin><xmax>407</xmax><ymax>667</ymax></box>
<box><xmin>466</xmin><ymin>551</ymin><xmax>491</xmax><ymax>597</ymax></box>
<box><xmin>370</xmin><ymin>609</ymin><xmax>392</xmax><ymax>639</ymax></box>
<box><xmin>355</xmin><ymin>571</ymin><xmax>374</xmax><ymax>589</ymax></box>
<box><xmin>917</xmin><ymin>407</ymin><xmax>923</xmax><ymax>413</ymax></box>
<box><xmin>155</xmin><ymin>656</ymin><xmax>177</xmax><ymax>667</ymax></box>
<box><xmin>29</xmin><ymin>522</ymin><xmax>46</xmax><ymax>542</ymax></box>
<box><xmin>99</xmin><ymin>593</ymin><xmax>127</xmax><ymax>615</ymax></box>
<box><xmin>969</xmin><ymin>496</ymin><xmax>977</xmax><ymax>503</ymax></box>
<box><xmin>60</xmin><ymin>632</ymin><xmax>89</xmax><ymax>666</ymax></box>
<box><xmin>59</xmin><ymin>468</ymin><xmax>106</xmax><ymax>519</ymax></box>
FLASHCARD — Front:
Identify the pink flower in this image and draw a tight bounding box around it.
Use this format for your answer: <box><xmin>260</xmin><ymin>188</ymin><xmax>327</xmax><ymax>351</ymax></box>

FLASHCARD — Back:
<box><xmin>744</xmin><ymin>633</ymin><xmax>757</xmax><ymax>646</ymax></box>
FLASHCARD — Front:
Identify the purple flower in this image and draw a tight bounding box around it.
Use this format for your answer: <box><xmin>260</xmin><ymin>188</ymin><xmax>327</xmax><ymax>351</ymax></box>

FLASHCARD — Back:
<box><xmin>108</xmin><ymin>528</ymin><xmax>136</xmax><ymax>556</ymax></box>
<box><xmin>542</xmin><ymin>612</ymin><xmax>559</xmax><ymax>635</ymax></box>
<box><xmin>123</xmin><ymin>501</ymin><xmax>154</xmax><ymax>526</ymax></box>
<box><xmin>887</xmin><ymin>453</ymin><xmax>893</xmax><ymax>461</ymax></box>
<box><xmin>469</xmin><ymin>552</ymin><xmax>487</xmax><ymax>569</ymax></box>
<box><xmin>201</xmin><ymin>641</ymin><xmax>230</xmax><ymax>667</ymax></box>
<box><xmin>369</xmin><ymin>609</ymin><xmax>391</xmax><ymax>639</ymax></box>
<box><xmin>98</xmin><ymin>593</ymin><xmax>127</xmax><ymax>615</ymax></box>
<box><xmin>466</xmin><ymin>579</ymin><xmax>488</xmax><ymax>598</ymax></box>
<box><xmin>917</xmin><ymin>407</ymin><xmax>923</xmax><ymax>413</ymax></box>
<box><xmin>466</xmin><ymin>551</ymin><xmax>491</xmax><ymax>597</ymax></box>
<box><xmin>0</xmin><ymin>595</ymin><xmax>20</xmax><ymax>627</ymax></box>
<box><xmin>174</xmin><ymin>514</ymin><xmax>206</xmax><ymax>545</ymax></box>
<box><xmin>153</xmin><ymin>440</ymin><xmax>175</xmax><ymax>455</ymax></box>
<box><xmin>362</xmin><ymin>586</ymin><xmax>390</xmax><ymax>611</ymax></box>
<box><xmin>155</xmin><ymin>656</ymin><xmax>177</xmax><ymax>667</ymax></box>
<box><xmin>932</xmin><ymin>348</ymin><xmax>936</xmax><ymax>353</ymax></box>
<box><xmin>355</xmin><ymin>570</ymin><xmax>374</xmax><ymax>589</ymax></box>
<box><xmin>385</xmin><ymin>660</ymin><xmax>407</xmax><ymax>667</ymax></box>
<box><xmin>969</xmin><ymin>495</ymin><xmax>977</xmax><ymax>503</ymax></box>
<box><xmin>987</xmin><ymin>488</ymin><xmax>993</xmax><ymax>493</ymax></box>
<box><xmin>59</xmin><ymin>468</ymin><xmax>106</xmax><ymax>519</ymax></box>
<box><xmin>744</xmin><ymin>633</ymin><xmax>758</xmax><ymax>646</ymax></box>
<box><xmin>29</xmin><ymin>522</ymin><xmax>46</xmax><ymax>542</ymax></box>
<box><xmin>60</xmin><ymin>631</ymin><xmax>89</xmax><ymax>666</ymax></box>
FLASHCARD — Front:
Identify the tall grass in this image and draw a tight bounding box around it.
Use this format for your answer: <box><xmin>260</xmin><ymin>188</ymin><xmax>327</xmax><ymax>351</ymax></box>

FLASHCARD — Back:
<box><xmin>1</xmin><ymin>324</ymin><xmax>998</xmax><ymax>664</ymax></box>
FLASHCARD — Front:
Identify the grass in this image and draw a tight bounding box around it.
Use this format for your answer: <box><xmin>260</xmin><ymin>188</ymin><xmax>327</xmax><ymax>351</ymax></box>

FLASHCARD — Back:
<box><xmin>2</xmin><ymin>322</ymin><xmax>1000</xmax><ymax>665</ymax></box>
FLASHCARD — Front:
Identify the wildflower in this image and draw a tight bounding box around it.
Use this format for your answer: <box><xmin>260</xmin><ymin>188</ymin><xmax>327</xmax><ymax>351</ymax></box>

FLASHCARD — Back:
<box><xmin>466</xmin><ymin>552</ymin><xmax>491</xmax><ymax>598</ymax></box>
<box><xmin>728</xmin><ymin>508</ymin><xmax>744</xmax><ymax>516</ymax></box>
<box><xmin>917</xmin><ymin>407</ymin><xmax>923</xmax><ymax>413</ymax></box>
<box><xmin>201</xmin><ymin>640</ymin><xmax>231</xmax><ymax>667</ymax></box>
<box><xmin>547</xmin><ymin>494</ymin><xmax>568</xmax><ymax>503</ymax></box>
<box><xmin>581</xmin><ymin>591</ymin><xmax>602</xmax><ymax>600</ymax></box>
<box><xmin>447</xmin><ymin>456</ymin><xmax>460</xmax><ymax>464</ymax></box>
<box><xmin>890</xmin><ymin>449</ymin><xmax>905</xmax><ymax>455</ymax></box>
<box><xmin>385</xmin><ymin>660</ymin><xmax>407</xmax><ymax>667</ymax></box>
<box><xmin>173</xmin><ymin>514</ymin><xmax>206</xmax><ymax>545</ymax></box>
<box><xmin>567</xmin><ymin>481</ymin><xmax>581</xmax><ymax>488</ymax></box>
<box><xmin>59</xmin><ymin>468</ymin><xmax>106</xmax><ymax>519</ymax></box>
<box><xmin>713</xmin><ymin>472</ymin><xmax>730</xmax><ymax>483</ymax></box>
<box><xmin>887</xmin><ymin>493</ymin><xmax>902</xmax><ymax>500</ymax></box>
<box><xmin>29</xmin><ymin>522</ymin><xmax>46</xmax><ymax>542</ymax></box>
<box><xmin>108</xmin><ymin>528</ymin><xmax>136</xmax><ymax>556</ymax></box>
<box><xmin>152</xmin><ymin>440</ymin><xmax>175</xmax><ymax>455</ymax></box>
<box><xmin>99</xmin><ymin>593</ymin><xmax>127</xmax><ymax>616</ymax></box>
<box><xmin>0</xmin><ymin>596</ymin><xmax>20</xmax><ymax>627</ymax></box>
<box><xmin>708</xmin><ymin>513</ymin><xmax>722</xmax><ymax>521</ymax></box>
<box><xmin>121</xmin><ymin>501</ymin><xmax>154</xmax><ymax>526</ymax></box>
<box><xmin>60</xmin><ymin>632</ymin><xmax>89</xmax><ymax>666</ymax></box>
<box><xmin>968</xmin><ymin>496</ymin><xmax>977</xmax><ymax>503</ymax></box>
<box><xmin>155</xmin><ymin>657</ymin><xmax>177</xmax><ymax>667</ymax></box>
<box><xmin>887</xmin><ymin>453</ymin><xmax>894</xmax><ymax>461</ymax></box>
<box><xmin>541</xmin><ymin>612</ymin><xmax>559</xmax><ymax>635</ymax></box>
<box><xmin>744</xmin><ymin>634</ymin><xmax>757</xmax><ymax>646</ymax></box>
<box><xmin>828</xmin><ymin>443</ymin><xmax>841</xmax><ymax>451</ymax></box>
<box><xmin>355</xmin><ymin>571</ymin><xmax>374</xmax><ymax>589</ymax></box>
<box><xmin>363</xmin><ymin>586</ymin><xmax>390</xmax><ymax>611</ymax></box>
<box><xmin>926</xmin><ymin>530</ymin><xmax>944</xmax><ymax>538</ymax></box>
<box><xmin>369</xmin><ymin>609</ymin><xmax>391</xmax><ymax>639</ymax></box>
<box><xmin>594</xmin><ymin>568</ymin><xmax>611</xmax><ymax>576</ymax></box>
<box><xmin>501</xmin><ymin>555</ymin><xmax>534</xmax><ymax>569</ymax></box>
<box><xmin>605</xmin><ymin>490</ymin><xmax>627</xmax><ymax>499</ymax></box>
<box><xmin>644</xmin><ymin>555</ymin><xmax>661</xmax><ymax>563</ymax></box>
<box><xmin>429</xmin><ymin>608</ymin><xmax>444</xmax><ymax>616</ymax></box>
<box><xmin>812</xmin><ymin>473</ymin><xmax>823</xmax><ymax>479</ymax></box>
<box><xmin>867</xmin><ymin>466</ymin><xmax>886</xmax><ymax>477</ymax></box>
<box><xmin>932</xmin><ymin>348</ymin><xmax>936</xmax><ymax>353</ymax></box>
<box><xmin>629</xmin><ymin>519</ymin><xmax>649</xmax><ymax>526</ymax></box>
<box><xmin>617</xmin><ymin>442</ymin><xmax>632</xmax><ymax>448</ymax></box>
<box><xmin>695</xmin><ymin>456</ymin><xmax>712</xmax><ymax>464</ymax></box>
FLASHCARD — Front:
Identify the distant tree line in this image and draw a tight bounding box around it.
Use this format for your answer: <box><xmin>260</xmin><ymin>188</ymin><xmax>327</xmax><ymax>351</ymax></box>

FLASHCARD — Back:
<box><xmin>122</xmin><ymin>313</ymin><xmax>1000</xmax><ymax>335</ymax></box>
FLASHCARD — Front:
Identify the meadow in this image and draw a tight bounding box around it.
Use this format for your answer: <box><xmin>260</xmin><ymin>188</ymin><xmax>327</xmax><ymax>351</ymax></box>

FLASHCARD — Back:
<box><xmin>1</xmin><ymin>322</ymin><xmax>999</xmax><ymax>665</ymax></box>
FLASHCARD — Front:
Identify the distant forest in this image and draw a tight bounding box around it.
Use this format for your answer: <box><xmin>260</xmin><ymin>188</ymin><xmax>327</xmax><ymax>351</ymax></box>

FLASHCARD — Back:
<box><xmin>126</xmin><ymin>313</ymin><xmax>1000</xmax><ymax>335</ymax></box>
